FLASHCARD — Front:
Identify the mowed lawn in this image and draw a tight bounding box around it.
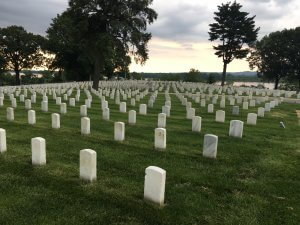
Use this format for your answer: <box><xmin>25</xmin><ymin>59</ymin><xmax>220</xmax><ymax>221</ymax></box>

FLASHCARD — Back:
<box><xmin>0</xmin><ymin>91</ymin><xmax>299</xmax><ymax>225</ymax></box>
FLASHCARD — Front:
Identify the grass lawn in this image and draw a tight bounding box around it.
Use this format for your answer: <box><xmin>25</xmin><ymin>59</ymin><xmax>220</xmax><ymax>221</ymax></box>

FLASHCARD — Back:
<box><xmin>0</xmin><ymin>91</ymin><xmax>299</xmax><ymax>225</ymax></box>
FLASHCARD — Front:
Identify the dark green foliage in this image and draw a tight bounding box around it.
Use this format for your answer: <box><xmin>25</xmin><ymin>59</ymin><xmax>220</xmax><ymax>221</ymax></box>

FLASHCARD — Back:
<box><xmin>209</xmin><ymin>1</ymin><xmax>259</xmax><ymax>86</ymax></box>
<box><xmin>249</xmin><ymin>27</ymin><xmax>300</xmax><ymax>90</ymax></box>
<box><xmin>207</xmin><ymin>73</ymin><xmax>217</xmax><ymax>84</ymax></box>
<box><xmin>0</xmin><ymin>26</ymin><xmax>45</xmax><ymax>85</ymax></box>
<box><xmin>46</xmin><ymin>13</ymin><xmax>92</xmax><ymax>81</ymax></box>
<box><xmin>184</xmin><ymin>68</ymin><xmax>202</xmax><ymax>82</ymax></box>
<box><xmin>47</xmin><ymin>0</ymin><xmax>157</xmax><ymax>88</ymax></box>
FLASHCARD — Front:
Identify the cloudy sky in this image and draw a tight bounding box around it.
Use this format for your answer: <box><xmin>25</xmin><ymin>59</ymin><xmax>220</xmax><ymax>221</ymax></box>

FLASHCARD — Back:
<box><xmin>0</xmin><ymin>0</ymin><xmax>299</xmax><ymax>73</ymax></box>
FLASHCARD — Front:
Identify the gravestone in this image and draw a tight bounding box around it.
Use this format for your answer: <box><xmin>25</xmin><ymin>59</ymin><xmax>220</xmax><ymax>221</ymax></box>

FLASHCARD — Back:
<box><xmin>258</xmin><ymin>107</ymin><xmax>265</xmax><ymax>117</ymax></box>
<box><xmin>247</xmin><ymin>113</ymin><xmax>257</xmax><ymax>125</ymax></box>
<box><xmin>80</xmin><ymin>149</ymin><xmax>97</xmax><ymax>182</ymax></box>
<box><xmin>120</xmin><ymin>102</ymin><xmax>127</xmax><ymax>113</ymax></box>
<box><xmin>52</xmin><ymin>113</ymin><xmax>60</xmax><ymax>129</ymax></box>
<box><xmin>28</xmin><ymin>110</ymin><xmax>36</xmax><ymax>125</ymax></box>
<box><xmin>0</xmin><ymin>128</ymin><xmax>7</xmax><ymax>153</ymax></box>
<box><xmin>232</xmin><ymin>106</ymin><xmax>239</xmax><ymax>115</ymax></box>
<box><xmin>155</xmin><ymin>128</ymin><xmax>166</xmax><ymax>150</ymax></box>
<box><xmin>229</xmin><ymin>120</ymin><xmax>244</xmax><ymax>138</ymax></box>
<box><xmin>114</xmin><ymin>122</ymin><xmax>125</xmax><ymax>141</ymax></box>
<box><xmin>203</xmin><ymin>134</ymin><xmax>218</xmax><ymax>159</ymax></box>
<box><xmin>103</xmin><ymin>107</ymin><xmax>110</xmax><ymax>121</ymax></box>
<box><xmin>192</xmin><ymin>116</ymin><xmax>201</xmax><ymax>132</ymax></box>
<box><xmin>31</xmin><ymin>137</ymin><xmax>46</xmax><ymax>165</ymax></box>
<box><xmin>69</xmin><ymin>98</ymin><xmax>75</xmax><ymax>107</ymax></box>
<box><xmin>139</xmin><ymin>104</ymin><xmax>147</xmax><ymax>115</ymax></box>
<box><xmin>243</xmin><ymin>102</ymin><xmax>249</xmax><ymax>110</ymax></box>
<box><xmin>158</xmin><ymin>113</ymin><xmax>167</xmax><ymax>128</ymax></box>
<box><xmin>41</xmin><ymin>101</ymin><xmax>48</xmax><ymax>112</ymax></box>
<box><xmin>144</xmin><ymin>166</ymin><xmax>166</xmax><ymax>206</ymax></box>
<box><xmin>81</xmin><ymin>117</ymin><xmax>90</xmax><ymax>135</ymax></box>
<box><xmin>186</xmin><ymin>108</ymin><xmax>195</xmax><ymax>119</ymax></box>
<box><xmin>7</xmin><ymin>107</ymin><xmax>14</xmax><ymax>121</ymax></box>
<box><xmin>216</xmin><ymin>110</ymin><xmax>225</xmax><ymax>123</ymax></box>
<box><xmin>162</xmin><ymin>106</ymin><xmax>170</xmax><ymax>117</ymax></box>
<box><xmin>129</xmin><ymin>110</ymin><xmax>136</xmax><ymax>125</ymax></box>
<box><xmin>80</xmin><ymin>105</ymin><xmax>87</xmax><ymax>117</ymax></box>
<box><xmin>60</xmin><ymin>103</ymin><xmax>67</xmax><ymax>114</ymax></box>
<box><xmin>25</xmin><ymin>99</ymin><xmax>31</xmax><ymax>109</ymax></box>
<box><xmin>208</xmin><ymin>104</ymin><xmax>214</xmax><ymax>113</ymax></box>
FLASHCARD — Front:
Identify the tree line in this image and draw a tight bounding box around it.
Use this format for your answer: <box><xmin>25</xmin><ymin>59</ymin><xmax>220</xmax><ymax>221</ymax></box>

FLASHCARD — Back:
<box><xmin>0</xmin><ymin>1</ymin><xmax>299</xmax><ymax>90</ymax></box>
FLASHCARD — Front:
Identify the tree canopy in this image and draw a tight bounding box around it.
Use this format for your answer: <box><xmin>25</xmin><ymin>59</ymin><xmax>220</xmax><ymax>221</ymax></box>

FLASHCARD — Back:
<box><xmin>47</xmin><ymin>0</ymin><xmax>157</xmax><ymax>89</ymax></box>
<box><xmin>248</xmin><ymin>27</ymin><xmax>300</xmax><ymax>90</ymax></box>
<box><xmin>0</xmin><ymin>25</ymin><xmax>45</xmax><ymax>85</ymax></box>
<box><xmin>208</xmin><ymin>1</ymin><xmax>259</xmax><ymax>86</ymax></box>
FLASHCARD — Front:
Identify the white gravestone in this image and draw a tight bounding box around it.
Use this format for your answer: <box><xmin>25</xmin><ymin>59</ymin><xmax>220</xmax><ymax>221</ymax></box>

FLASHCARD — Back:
<box><xmin>114</xmin><ymin>122</ymin><xmax>125</xmax><ymax>141</ymax></box>
<box><xmin>257</xmin><ymin>107</ymin><xmax>265</xmax><ymax>117</ymax></box>
<box><xmin>103</xmin><ymin>107</ymin><xmax>110</xmax><ymax>121</ymax></box>
<box><xmin>243</xmin><ymin>102</ymin><xmax>249</xmax><ymax>110</ymax></box>
<box><xmin>128</xmin><ymin>110</ymin><xmax>136</xmax><ymax>125</ymax></box>
<box><xmin>215</xmin><ymin>110</ymin><xmax>225</xmax><ymax>123</ymax></box>
<box><xmin>52</xmin><ymin>113</ymin><xmax>60</xmax><ymax>129</ymax></box>
<box><xmin>69</xmin><ymin>98</ymin><xmax>75</xmax><ymax>106</ymax></box>
<box><xmin>25</xmin><ymin>99</ymin><xmax>31</xmax><ymax>109</ymax></box>
<box><xmin>229</xmin><ymin>120</ymin><xmax>244</xmax><ymax>138</ymax></box>
<box><xmin>247</xmin><ymin>113</ymin><xmax>257</xmax><ymax>125</ymax></box>
<box><xmin>139</xmin><ymin>104</ymin><xmax>147</xmax><ymax>115</ymax></box>
<box><xmin>0</xmin><ymin>128</ymin><xmax>7</xmax><ymax>153</ymax></box>
<box><xmin>7</xmin><ymin>107</ymin><xmax>14</xmax><ymax>121</ymax></box>
<box><xmin>192</xmin><ymin>116</ymin><xmax>201</xmax><ymax>132</ymax></box>
<box><xmin>155</xmin><ymin>128</ymin><xmax>166</xmax><ymax>150</ymax></box>
<box><xmin>81</xmin><ymin>117</ymin><xmax>90</xmax><ymax>135</ymax></box>
<box><xmin>80</xmin><ymin>105</ymin><xmax>87</xmax><ymax>117</ymax></box>
<box><xmin>31</xmin><ymin>137</ymin><xmax>46</xmax><ymax>165</ymax></box>
<box><xmin>144</xmin><ymin>166</ymin><xmax>166</xmax><ymax>206</ymax></box>
<box><xmin>203</xmin><ymin>134</ymin><xmax>218</xmax><ymax>159</ymax></box>
<box><xmin>60</xmin><ymin>103</ymin><xmax>67</xmax><ymax>114</ymax></box>
<box><xmin>120</xmin><ymin>102</ymin><xmax>127</xmax><ymax>113</ymax></box>
<box><xmin>162</xmin><ymin>106</ymin><xmax>170</xmax><ymax>117</ymax></box>
<box><xmin>41</xmin><ymin>101</ymin><xmax>48</xmax><ymax>112</ymax></box>
<box><xmin>80</xmin><ymin>149</ymin><xmax>97</xmax><ymax>182</ymax></box>
<box><xmin>186</xmin><ymin>108</ymin><xmax>195</xmax><ymax>119</ymax></box>
<box><xmin>158</xmin><ymin>113</ymin><xmax>167</xmax><ymax>128</ymax></box>
<box><xmin>28</xmin><ymin>110</ymin><xmax>36</xmax><ymax>125</ymax></box>
<box><xmin>208</xmin><ymin>104</ymin><xmax>214</xmax><ymax>113</ymax></box>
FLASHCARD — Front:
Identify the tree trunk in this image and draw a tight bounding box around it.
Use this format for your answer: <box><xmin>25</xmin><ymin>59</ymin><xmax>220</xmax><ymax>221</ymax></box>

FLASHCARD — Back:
<box><xmin>92</xmin><ymin>58</ymin><xmax>103</xmax><ymax>90</ymax></box>
<box><xmin>15</xmin><ymin>69</ymin><xmax>20</xmax><ymax>85</ymax></box>
<box><xmin>221</xmin><ymin>62</ymin><xmax>227</xmax><ymax>86</ymax></box>
<box><xmin>274</xmin><ymin>76</ymin><xmax>280</xmax><ymax>90</ymax></box>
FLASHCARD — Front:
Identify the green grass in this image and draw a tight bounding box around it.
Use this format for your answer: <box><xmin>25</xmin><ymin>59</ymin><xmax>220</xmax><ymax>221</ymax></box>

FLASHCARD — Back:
<box><xmin>0</xmin><ymin>91</ymin><xmax>299</xmax><ymax>225</ymax></box>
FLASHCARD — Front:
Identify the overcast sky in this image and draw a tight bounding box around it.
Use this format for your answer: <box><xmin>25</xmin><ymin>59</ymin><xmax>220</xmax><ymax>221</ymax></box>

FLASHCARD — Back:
<box><xmin>0</xmin><ymin>0</ymin><xmax>299</xmax><ymax>72</ymax></box>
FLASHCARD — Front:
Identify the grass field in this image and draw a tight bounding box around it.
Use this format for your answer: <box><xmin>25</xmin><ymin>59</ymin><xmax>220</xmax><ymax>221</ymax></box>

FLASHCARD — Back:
<box><xmin>0</xmin><ymin>91</ymin><xmax>299</xmax><ymax>225</ymax></box>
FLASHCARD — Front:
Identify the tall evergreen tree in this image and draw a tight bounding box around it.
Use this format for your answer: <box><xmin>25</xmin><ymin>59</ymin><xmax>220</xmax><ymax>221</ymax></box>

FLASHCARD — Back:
<box><xmin>208</xmin><ymin>1</ymin><xmax>259</xmax><ymax>86</ymax></box>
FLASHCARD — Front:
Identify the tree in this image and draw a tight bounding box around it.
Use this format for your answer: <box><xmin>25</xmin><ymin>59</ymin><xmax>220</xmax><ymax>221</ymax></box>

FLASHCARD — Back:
<box><xmin>286</xmin><ymin>27</ymin><xmax>300</xmax><ymax>89</ymax></box>
<box><xmin>0</xmin><ymin>26</ymin><xmax>45</xmax><ymax>85</ymax></box>
<box><xmin>207</xmin><ymin>73</ymin><xmax>216</xmax><ymax>84</ymax></box>
<box><xmin>208</xmin><ymin>1</ymin><xmax>259</xmax><ymax>86</ymax></box>
<box><xmin>49</xmin><ymin>0</ymin><xmax>157</xmax><ymax>89</ymax></box>
<box><xmin>46</xmin><ymin>13</ymin><xmax>92</xmax><ymax>82</ymax></box>
<box><xmin>185</xmin><ymin>68</ymin><xmax>201</xmax><ymax>82</ymax></box>
<box><xmin>248</xmin><ymin>29</ymin><xmax>295</xmax><ymax>89</ymax></box>
<box><xmin>0</xmin><ymin>54</ymin><xmax>6</xmax><ymax>74</ymax></box>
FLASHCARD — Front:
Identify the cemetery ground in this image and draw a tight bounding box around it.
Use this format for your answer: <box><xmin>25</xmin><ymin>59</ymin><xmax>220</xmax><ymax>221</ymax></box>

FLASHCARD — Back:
<box><xmin>0</xmin><ymin>92</ymin><xmax>299</xmax><ymax>225</ymax></box>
